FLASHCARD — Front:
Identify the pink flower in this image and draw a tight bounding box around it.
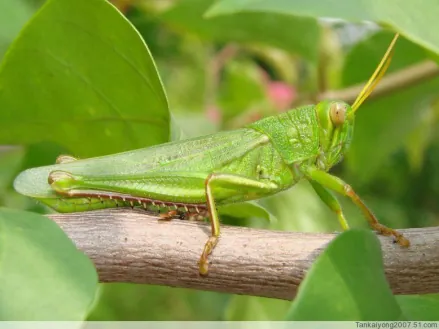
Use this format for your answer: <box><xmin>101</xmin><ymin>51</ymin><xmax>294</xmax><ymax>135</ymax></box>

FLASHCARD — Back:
<box><xmin>206</xmin><ymin>105</ymin><xmax>222</xmax><ymax>124</ymax></box>
<box><xmin>267</xmin><ymin>82</ymin><xmax>296</xmax><ymax>111</ymax></box>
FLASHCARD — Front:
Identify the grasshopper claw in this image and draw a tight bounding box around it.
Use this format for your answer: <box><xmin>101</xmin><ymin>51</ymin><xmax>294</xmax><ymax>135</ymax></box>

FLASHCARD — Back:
<box><xmin>198</xmin><ymin>236</ymin><xmax>219</xmax><ymax>276</ymax></box>
<box><xmin>199</xmin><ymin>260</ymin><xmax>209</xmax><ymax>276</ymax></box>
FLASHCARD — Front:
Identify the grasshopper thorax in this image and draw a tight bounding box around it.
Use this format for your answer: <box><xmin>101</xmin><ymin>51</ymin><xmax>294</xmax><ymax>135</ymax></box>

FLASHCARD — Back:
<box><xmin>315</xmin><ymin>100</ymin><xmax>354</xmax><ymax>171</ymax></box>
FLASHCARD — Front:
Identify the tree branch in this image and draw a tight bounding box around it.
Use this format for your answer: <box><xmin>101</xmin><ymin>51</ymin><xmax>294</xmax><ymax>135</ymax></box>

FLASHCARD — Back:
<box><xmin>49</xmin><ymin>209</ymin><xmax>439</xmax><ymax>300</ymax></box>
<box><xmin>318</xmin><ymin>60</ymin><xmax>439</xmax><ymax>104</ymax></box>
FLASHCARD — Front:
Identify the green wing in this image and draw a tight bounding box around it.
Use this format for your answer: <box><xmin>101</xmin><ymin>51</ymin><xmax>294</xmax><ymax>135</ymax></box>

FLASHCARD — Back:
<box><xmin>14</xmin><ymin>128</ymin><xmax>270</xmax><ymax>200</ymax></box>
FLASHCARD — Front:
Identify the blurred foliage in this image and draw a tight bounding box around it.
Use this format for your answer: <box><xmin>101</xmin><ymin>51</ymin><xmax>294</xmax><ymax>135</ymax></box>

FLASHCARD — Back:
<box><xmin>0</xmin><ymin>0</ymin><xmax>170</xmax><ymax>157</ymax></box>
<box><xmin>287</xmin><ymin>230</ymin><xmax>403</xmax><ymax>321</ymax></box>
<box><xmin>0</xmin><ymin>0</ymin><xmax>438</xmax><ymax>321</ymax></box>
<box><xmin>0</xmin><ymin>0</ymin><xmax>33</xmax><ymax>57</ymax></box>
<box><xmin>0</xmin><ymin>208</ymin><xmax>97</xmax><ymax>320</ymax></box>
<box><xmin>87</xmin><ymin>284</ymin><xmax>230</xmax><ymax>321</ymax></box>
<box><xmin>207</xmin><ymin>0</ymin><xmax>439</xmax><ymax>56</ymax></box>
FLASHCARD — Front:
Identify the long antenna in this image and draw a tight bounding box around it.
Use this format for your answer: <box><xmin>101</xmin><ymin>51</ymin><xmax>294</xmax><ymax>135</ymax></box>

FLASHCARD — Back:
<box><xmin>351</xmin><ymin>33</ymin><xmax>399</xmax><ymax>113</ymax></box>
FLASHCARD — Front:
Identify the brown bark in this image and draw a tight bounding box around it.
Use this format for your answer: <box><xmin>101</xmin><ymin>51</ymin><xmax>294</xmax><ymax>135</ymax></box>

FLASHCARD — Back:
<box><xmin>48</xmin><ymin>209</ymin><xmax>439</xmax><ymax>299</ymax></box>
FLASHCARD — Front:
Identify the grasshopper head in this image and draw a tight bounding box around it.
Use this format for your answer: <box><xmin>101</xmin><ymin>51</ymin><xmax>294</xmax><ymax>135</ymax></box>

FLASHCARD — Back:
<box><xmin>315</xmin><ymin>33</ymin><xmax>399</xmax><ymax>171</ymax></box>
<box><xmin>315</xmin><ymin>100</ymin><xmax>354</xmax><ymax>170</ymax></box>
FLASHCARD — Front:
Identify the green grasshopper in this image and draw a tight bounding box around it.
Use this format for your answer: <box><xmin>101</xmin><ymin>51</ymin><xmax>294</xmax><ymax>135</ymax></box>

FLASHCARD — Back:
<box><xmin>14</xmin><ymin>33</ymin><xmax>409</xmax><ymax>275</ymax></box>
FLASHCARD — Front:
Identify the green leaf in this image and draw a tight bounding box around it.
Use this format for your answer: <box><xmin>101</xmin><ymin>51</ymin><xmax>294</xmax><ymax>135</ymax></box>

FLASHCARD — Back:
<box><xmin>287</xmin><ymin>229</ymin><xmax>403</xmax><ymax>321</ymax></box>
<box><xmin>225</xmin><ymin>295</ymin><xmax>289</xmax><ymax>320</ymax></box>
<box><xmin>206</xmin><ymin>0</ymin><xmax>439</xmax><ymax>57</ymax></box>
<box><xmin>0</xmin><ymin>0</ymin><xmax>34</xmax><ymax>58</ymax></box>
<box><xmin>88</xmin><ymin>283</ymin><xmax>229</xmax><ymax>320</ymax></box>
<box><xmin>218</xmin><ymin>201</ymin><xmax>277</xmax><ymax>223</ymax></box>
<box><xmin>343</xmin><ymin>32</ymin><xmax>439</xmax><ymax>182</ymax></box>
<box><xmin>0</xmin><ymin>0</ymin><xmax>170</xmax><ymax>158</ymax></box>
<box><xmin>397</xmin><ymin>294</ymin><xmax>439</xmax><ymax>321</ymax></box>
<box><xmin>161</xmin><ymin>0</ymin><xmax>320</xmax><ymax>62</ymax></box>
<box><xmin>0</xmin><ymin>208</ymin><xmax>98</xmax><ymax>320</ymax></box>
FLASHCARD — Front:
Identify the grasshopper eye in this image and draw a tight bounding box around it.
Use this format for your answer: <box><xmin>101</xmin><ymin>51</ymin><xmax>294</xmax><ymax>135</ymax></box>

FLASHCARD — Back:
<box><xmin>330</xmin><ymin>102</ymin><xmax>346</xmax><ymax>126</ymax></box>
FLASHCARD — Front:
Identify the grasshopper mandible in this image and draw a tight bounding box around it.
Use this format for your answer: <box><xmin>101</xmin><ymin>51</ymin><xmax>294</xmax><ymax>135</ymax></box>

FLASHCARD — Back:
<box><xmin>14</xmin><ymin>33</ymin><xmax>409</xmax><ymax>275</ymax></box>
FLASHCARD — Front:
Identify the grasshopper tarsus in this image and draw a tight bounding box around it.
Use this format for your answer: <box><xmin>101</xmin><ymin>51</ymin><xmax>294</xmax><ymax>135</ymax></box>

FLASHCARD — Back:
<box><xmin>375</xmin><ymin>223</ymin><xmax>410</xmax><ymax>247</ymax></box>
<box><xmin>199</xmin><ymin>236</ymin><xmax>219</xmax><ymax>276</ymax></box>
<box><xmin>396</xmin><ymin>236</ymin><xmax>410</xmax><ymax>247</ymax></box>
